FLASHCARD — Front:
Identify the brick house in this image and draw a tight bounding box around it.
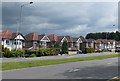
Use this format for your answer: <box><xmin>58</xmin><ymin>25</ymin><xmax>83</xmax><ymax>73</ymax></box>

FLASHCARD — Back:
<box><xmin>24</xmin><ymin>32</ymin><xmax>50</xmax><ymax>50</ymax></box>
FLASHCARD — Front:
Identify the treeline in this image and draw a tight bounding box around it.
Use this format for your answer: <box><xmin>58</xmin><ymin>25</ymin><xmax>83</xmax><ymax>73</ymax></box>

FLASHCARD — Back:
<box><xmin>85</xmin><ymin>31</ymin><xmax>120</xmax><ymax>41</ymax></box>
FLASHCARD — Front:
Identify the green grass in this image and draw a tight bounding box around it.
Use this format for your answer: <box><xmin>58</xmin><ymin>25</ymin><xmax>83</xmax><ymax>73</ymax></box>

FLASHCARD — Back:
<box><xmin>1</xmin><ymin>54</ymin><xmax>120</xmax><ymax>71</ymax></box>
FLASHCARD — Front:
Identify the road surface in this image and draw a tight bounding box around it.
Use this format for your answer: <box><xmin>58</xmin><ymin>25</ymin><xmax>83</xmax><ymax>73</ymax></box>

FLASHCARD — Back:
<box><xmin>2</xmin><ymin>57</ymin><xmax>119</xmax><ymax>79</ymax></box>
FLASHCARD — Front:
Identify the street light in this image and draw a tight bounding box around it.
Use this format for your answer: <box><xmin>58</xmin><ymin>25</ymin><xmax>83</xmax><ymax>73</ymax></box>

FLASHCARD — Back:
<box><xmin>17</xmin><ymin>2</ymin><xmax>33</xmax><ymax>49</ymax></box>
<box><xmin>19</xmin><ymin>2</ymin><xmax>33</xmax><ymax>33</ymax></box>
<box><xmin>105</xmin><ymin>25</ymin><xmax>116</xmax><ymax>49</ymax></box>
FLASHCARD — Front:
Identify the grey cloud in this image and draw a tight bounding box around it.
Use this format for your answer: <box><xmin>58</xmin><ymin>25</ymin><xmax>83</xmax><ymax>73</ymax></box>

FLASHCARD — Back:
<box><xmin>2</xmin><ymin>2</ymin><xmax>118</xmax><ymax>37</ymax></box>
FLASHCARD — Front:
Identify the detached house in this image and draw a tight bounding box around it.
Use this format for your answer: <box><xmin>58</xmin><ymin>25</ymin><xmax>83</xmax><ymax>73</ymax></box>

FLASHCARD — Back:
<box><xmin>93</xmin><ymin>39</ymin><xmax>116</xmax><ymax>52</ymax></box>
<box><xmin>86</xmin><ymin>39</ymin><xmax>94</xmax><ymax>48</ymax></box>
<box><xmin>94</xmin><ymin>39</ymin><xmax>102</xmax><ymax>51</ymax></box>
<box><xmin>1</xmin><ymin>30</ymin><xmax>25</xmax><ymax>50</ymax></box>
<box><xmin>116</xmin><ymin>41</ymin><xmax>120</xmax><ymax>47</ymax></box>
<box><xmin>80</xmin><ymin>37</ymin><xmax>88</xmax><ymax>53</ymax></box>
<box><xmin>65</xmin><ymin>36</ymin><xmax>83</xmax><ymax>51</ymax></box>
<box><xmin>24</xmin><ymin>32</ymin><xmax>50</xmax><ymax>50</ymax></box>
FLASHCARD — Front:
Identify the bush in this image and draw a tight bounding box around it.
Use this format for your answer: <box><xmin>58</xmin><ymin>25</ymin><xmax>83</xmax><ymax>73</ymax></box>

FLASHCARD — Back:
<box><xmin>10</xmin><ymin>50</ymin><xmax>16</xmax><ymax>57</ymax></box>
<box><xmin>3</xmin><ymin>47</ymin><xmax>10</xmax><ymax>57</ymax></box>
<box><xmin>86</xmin><ymin>47</ymin><xmax>95</xmax><ymax>53</ymax></box>
<box><xmin>62</xmin><ymin>41</ymin><xmax>68</xmax><ymax>54</ymax></box>
<box><xmin>37</xmin><ymin>48</ymin><xmax>46</xmax><ymax>56</ymax></box>
<box><xmin>37</xmin><ymin>48</ymin><xmax>60</xmax><ymax>56</ymax></box>
<box><xmin>12</xmin><ymin>49</ymin><xmax>25</xmax><ymax>57</ymax></box>
<box><xmin>29</xmin><ymin>54</ymin><xmax>36</xmax><ymax>57</ymax></box>
<box><xmin>101</xmin><ymin>49</ymin><xmax>109</xmax><ymax>52</ymax></box>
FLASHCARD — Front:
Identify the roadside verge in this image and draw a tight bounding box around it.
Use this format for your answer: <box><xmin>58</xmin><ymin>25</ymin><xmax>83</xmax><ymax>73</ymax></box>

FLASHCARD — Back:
<box><xmin>1</xmin><ymin>54</ymin><xmax>120</xmax><ymax>71</ymax></box>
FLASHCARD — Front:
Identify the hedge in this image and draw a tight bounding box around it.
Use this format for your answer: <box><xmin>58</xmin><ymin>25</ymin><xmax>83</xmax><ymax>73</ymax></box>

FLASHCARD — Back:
<box><xmin>86</xmin><ymin>47</ymin><xmax>95</xmax><ymax>53</ymax></box>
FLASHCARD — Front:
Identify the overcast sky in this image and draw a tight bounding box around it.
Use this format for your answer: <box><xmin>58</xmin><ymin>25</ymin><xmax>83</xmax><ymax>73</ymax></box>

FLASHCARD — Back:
<box><xmin>2</xmin><ymin>2</ymin><xmax>118</xmax><ymax>37</ymax></box>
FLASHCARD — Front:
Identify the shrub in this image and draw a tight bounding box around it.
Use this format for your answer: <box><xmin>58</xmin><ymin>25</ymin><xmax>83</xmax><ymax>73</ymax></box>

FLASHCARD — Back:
<box><xmin>37</xmin><ymin>48</ymin><xmax>46</xmax><ymax>56</ymax></box>
<box><xmin>10</xmin><ymin>50</ymin><xmax>16</xmax><ymax>57</ymax></box>
<box><xmin>37</xmin><ymin>48</ymin><xmax>60</xmax><ymax>56</ymax></box>
<box><xmin>101</xmin><ymin>49</ymin><xmax>109</xmax><ymax>52</ymax></box>
<box><xmin>54</xmin><ymin>48</ymin><xmax>60</xmax><ymax>55</ymax></box>
<box><xmin>15</xmin><ymin>49</ymin><xmax>25</xmax><ymax>57</ymax></box>
<box><xmin>29</xmin><ymin>54</ymin><xmax>36</xmax><ymax>57</ymax></box>
<box><xmin>62</xmin><ymin>41</ymin><xmax>68</xmax><ymax>54</ymax></box>
<box><xmin>3</xmin><ymin>47</ymin><xmax>10</xmax><ymax>57</ymax></box>
<box><xmin>86</xmin><ymin>47</ymin><xmax>95</xmax><ymax>53</ymax></box>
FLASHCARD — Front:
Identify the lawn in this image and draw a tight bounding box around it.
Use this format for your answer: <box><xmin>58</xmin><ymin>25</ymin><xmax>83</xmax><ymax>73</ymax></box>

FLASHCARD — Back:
<box><xmin>1</xmin><ymin>54</ymin><xmax>120</xmax><ymax>71</ymax></box>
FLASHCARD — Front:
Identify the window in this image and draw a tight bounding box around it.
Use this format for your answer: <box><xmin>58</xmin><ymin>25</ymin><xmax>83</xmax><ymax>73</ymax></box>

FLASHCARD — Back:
<box><xmin>19</xmin><ymin>42</ymin><xmax>21</xmax><ymax>45</ymax></box>
<box><xmin>6</xmin><ymin>40</ymin><xmax>9</xmax><ymax>45</ymax></box>
<box><xmin>14</xmin><ymin>41</ymin><xmax>18</xmax><ymax>45</ymax></box>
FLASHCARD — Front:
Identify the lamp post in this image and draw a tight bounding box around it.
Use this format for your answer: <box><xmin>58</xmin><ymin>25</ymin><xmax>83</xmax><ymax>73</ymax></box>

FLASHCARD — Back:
<box><xmin>105</xmin><ymin>25</ymin><xmax>116</xmax><ymax>49</ymax></box>
<box><xmin>19</xmin><ymin>2</ymin><xmax>33</xmax><ymax>33</ymax></box>
<box><xmin>17</xmin><ymin>2</ymin><xmax>33</xmax><ymax>49</ymax></box>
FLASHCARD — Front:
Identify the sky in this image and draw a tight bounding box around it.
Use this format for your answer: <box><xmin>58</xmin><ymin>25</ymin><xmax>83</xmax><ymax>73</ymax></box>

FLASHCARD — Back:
<box><xmin>2</xmin><ymin>2</ymin><xmax>118</xmax><ymax>37</ymax></box>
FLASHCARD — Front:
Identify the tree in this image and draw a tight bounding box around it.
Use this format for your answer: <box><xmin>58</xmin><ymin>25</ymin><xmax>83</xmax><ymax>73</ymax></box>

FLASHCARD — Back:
<box><xmin>61</xmin><ymin>41</ymin><xmax>68</xmax><ymax>54</ymax></box>
<box><xmin>54</xmin><ymin>42</ymin><xmax>60</xmax><ymax>48</ymax></box>
<box><xmin>85</xmin><ymin>31</ymin><xmax>120</xmax><ymax>41</ymax></box>
<box><xmin>79</xmin><ymin>36</ymin><xmax>84</xmax><ymax>38</ymax></box>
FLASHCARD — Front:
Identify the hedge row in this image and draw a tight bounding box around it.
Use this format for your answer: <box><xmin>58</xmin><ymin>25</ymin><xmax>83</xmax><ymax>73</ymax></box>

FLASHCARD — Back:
<box><xmin>3</xmin><ymin>48</ymin><xmax>60</xmax><ymax>58</ymax></box>
<box><xmin>85</xmin><ymin>47</ymin><xmax>95</xmax><ymax>53</ymax></box>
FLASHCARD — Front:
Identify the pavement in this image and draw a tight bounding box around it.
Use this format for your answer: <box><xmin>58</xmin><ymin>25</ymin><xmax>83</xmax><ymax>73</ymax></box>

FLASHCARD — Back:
<box><xmin>2</xmin><ymin>57</ymin><xmax>119</xmax><ymax>79</ymax></box>
<box><xmin>0</xmin><ymin>52</ymin><xmax>119</xmax><ymax>63</ymax></box>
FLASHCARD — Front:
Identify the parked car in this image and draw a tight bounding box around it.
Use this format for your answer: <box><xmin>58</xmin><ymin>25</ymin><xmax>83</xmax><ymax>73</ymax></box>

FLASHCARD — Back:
<box><xmin>115</xmin><ymin>47</ymin><xmax>120</xmax><ymax>52</ymax></box>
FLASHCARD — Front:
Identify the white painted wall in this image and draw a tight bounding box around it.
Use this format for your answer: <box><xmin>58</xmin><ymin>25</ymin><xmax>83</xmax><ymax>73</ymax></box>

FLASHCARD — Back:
<box><xmin>15</xmin><ymin>35</ymin><xmax>24</xmax><ymax>40</ymax></box>
<box><xmin>2</xmin><ymin>35</ymin><xmax>24</xmax><ymax>51</ymax></box>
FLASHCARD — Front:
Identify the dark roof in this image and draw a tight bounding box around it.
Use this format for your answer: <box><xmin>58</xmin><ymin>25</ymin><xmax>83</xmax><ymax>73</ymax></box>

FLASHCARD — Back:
<box><xmin>38</xmin><ymin>34</ymin><xmax>45</xmax><ymax>40</ymax></box>
<box><xmin>72</xmin><ymin>38</ymin><xmax>79</xmax><ymax>42</ymax></box>
<box><xmin>11</xmin><ymin>32</ymin><xmax>23</xmax><ymax>39</ymax></box>
<box><xmin>48</xmin><ymin>34</ymin><xmax>58</xmax><ymax>42</ymax></box>
<box><xmin>25</xmin><ymin>32</ymin><xmax>38</xmax><ymax>41</ymax></box>
<box><xmin>57</xmin><ymin>36</ymin><xmax>65</xmax><ymax>41</ymax></box>
<box><xmin>65</xmin><ymin>36</ymin><xmax>73</xmax><ymax>42</ymax></box>
<box><xmin>86</xmin><ymin>39</ymin><xmax>94</xmax><ymax>43</ymax></box>
<box><xmin>80</xmin><ymin>37</ymin><xmax>87</xmax><ymax>43</ymax></box>
<box><xmin>108</xmin><ymin>40</ymin><xmax>116</xmax><ymax>44</ymax></box>
<box><xmin>94</xmin><ymin>39</ymin><xmax>102</xmax><ymax>43</ymax></box>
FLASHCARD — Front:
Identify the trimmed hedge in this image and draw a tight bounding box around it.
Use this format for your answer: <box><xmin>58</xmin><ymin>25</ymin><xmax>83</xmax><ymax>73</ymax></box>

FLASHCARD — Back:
<box><xmin>3</xmin><ymin>48</ymin><xmax>60</xmax><ymax>58</ymax></box>
<box><xmin>86</xmin><ymin>47</ymin><xmax>95</xmax><ymax>53</ymax></box>
<box><xmin>37</xmin><ymin>48</ymin><xmax>60</xmax><ymax>56</ymax></box>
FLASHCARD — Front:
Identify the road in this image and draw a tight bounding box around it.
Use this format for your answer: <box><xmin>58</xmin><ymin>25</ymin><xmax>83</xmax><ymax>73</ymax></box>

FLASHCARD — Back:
<box><xmin>1</xmin><ymin>52</ymin><xmax>119</xmax><ymax>63</ymax></box>
<box><xmin>2</xmin><ymin>57</ymin><xmax>119</xmax><ymax>79</ymax></box>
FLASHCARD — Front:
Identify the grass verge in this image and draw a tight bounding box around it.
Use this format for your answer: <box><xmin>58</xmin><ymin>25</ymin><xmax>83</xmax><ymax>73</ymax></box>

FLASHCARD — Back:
<box><xmin>1</xmin><ymin>54</ymin><xmax>120</xmax><ymax>71</ymax></box>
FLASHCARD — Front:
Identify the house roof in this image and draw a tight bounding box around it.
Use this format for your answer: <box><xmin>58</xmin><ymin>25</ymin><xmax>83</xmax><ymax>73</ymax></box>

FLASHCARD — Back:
<box><xmin>48</xmin><ymin>34</ymin><xmax>58</xmax><ymax>42</ymax></box>
<box><xmin>1</xmin><ymin>30</ymin><xmax>25</xmax><ymax>40</ymax></box>
<box><xmin>72</xmin><ymin>38</ymin><xmax>80</xmax><ymax>42</ymax></box>
<box><xmin>38</xmin><ymin>34</ymin><xmax>46</xmax><ymax>40</ymax></box>
<box><xmin>108</xmin><ymin>40</ymin><xmax>116</xmax><ymax>44</ymax></box>
<box><xmin>86</xmin><ymin>39</ymin><xmax>94</xmax><ymax>43</ymax></box>
<box><xmin>100</xmin><ymin>39</ymin><xmax>108</xmax><ymax>44</ymax></box>
<box><xmin>10</xmin><ymin>32</ymin><xmax>25</xmax><ymax>39</ymax></box>
<box><xmin>25</xmin><ymin>32</ymin><xmax>38</xmax><ymax>41</ymax></box>
<box><xmin>2</xmin><ymin>30</ymin><xmax>13</xmax><ymax>39</ymax></box>
<box><xmin>65</xmin><ymin>36</ymin><xmax>73</xmax><ymax>42</ymax></box>
<box><xmin>57</xmin><ymin>36</ymin><xmax>65</xmax><ymax>42</ymax></box>
<box><xmin>94</xmin><ymin>39</ymin><xmax>102</xmax><ymax>43</ymax></box>
<box><xmin>80</xmin><ymin>37</ymin><xmax>87</xmax><ymax>43</ymax></box>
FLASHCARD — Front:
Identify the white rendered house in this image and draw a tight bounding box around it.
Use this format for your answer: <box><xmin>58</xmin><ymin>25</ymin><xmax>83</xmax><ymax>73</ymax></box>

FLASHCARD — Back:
<box><xmin>1</xmin><ymin>30</ymin><xmax>25</xmax><ymax>51</ymax></box>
